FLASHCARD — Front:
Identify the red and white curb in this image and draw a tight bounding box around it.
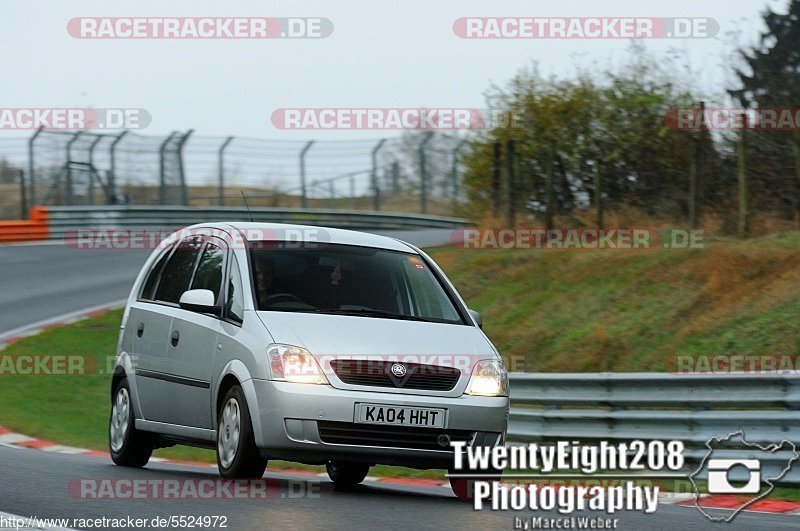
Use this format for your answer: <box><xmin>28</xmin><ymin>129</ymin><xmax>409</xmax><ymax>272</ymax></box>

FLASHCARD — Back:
<box><xmin>674</xmin><ymin>495</ymin><xmax>800</xmax><ymax>516</ymax></box>
<box><xmin>0</xmin><ymin>421</ymin><xmax>449</xmax><ymax>489</ymax></box>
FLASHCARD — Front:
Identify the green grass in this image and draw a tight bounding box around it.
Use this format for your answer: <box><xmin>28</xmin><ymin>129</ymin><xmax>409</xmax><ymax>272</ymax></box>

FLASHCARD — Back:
<box><xmin>428</xmin><ymin>231</ymin><xmax>800</xmax><ymax>372</ymax></box>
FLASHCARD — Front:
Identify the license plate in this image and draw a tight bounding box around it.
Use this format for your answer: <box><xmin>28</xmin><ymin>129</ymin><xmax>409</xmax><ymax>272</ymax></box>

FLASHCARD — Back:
<box><xmin>356</xmin><ymin>404</ymin><xmax>446</xmax><ymax>428</ymax></box>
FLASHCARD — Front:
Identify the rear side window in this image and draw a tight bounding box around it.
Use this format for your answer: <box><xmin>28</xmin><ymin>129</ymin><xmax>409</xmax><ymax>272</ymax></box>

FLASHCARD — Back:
<box><xmin>140</xmin><ymin>245</ymin><xmax>173</xmax><ymax>301</ymax></box>
<box><xmin>154</xmin><ymin>237</ymin><xmax>203</xmax><ymax>304</ymax></box>
<box><xmin>190</xmin><ymin>243</ymin><xmax>224</xmax><ymax>304</ymax></box>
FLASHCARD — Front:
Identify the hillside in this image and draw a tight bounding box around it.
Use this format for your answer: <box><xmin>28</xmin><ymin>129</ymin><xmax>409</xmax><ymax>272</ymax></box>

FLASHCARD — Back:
<box><xmin>428</xmin><ymin>231</ymin><xmax>800</xmax><ymax>372</ymax></box>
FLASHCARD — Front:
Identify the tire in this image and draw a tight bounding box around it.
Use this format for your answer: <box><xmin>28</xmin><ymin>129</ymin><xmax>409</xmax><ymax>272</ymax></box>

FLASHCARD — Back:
<box><xmin>216</xmin><ymin>385</ymin><xmax>267</xmax><ymax>478</ymax></box>
<box><xmin>325</xmin><ymin>461</ymin><xmax>370</xmax><ymax>486</ymax></box>
<box><xmin>448</xmin><ymin>467</ymin><xmax>502</xmax><ymax>501</ymax></box>
<box><xmin>109</xmin><ymin>377</ymin><xmax>153</xmax><ymax>467</ymax></box>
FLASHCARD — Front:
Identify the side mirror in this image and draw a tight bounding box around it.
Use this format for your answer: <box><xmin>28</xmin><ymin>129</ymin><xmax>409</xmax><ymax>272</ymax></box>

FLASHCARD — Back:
<box><xmin>468</xmin><ymin>308</ymin><xmax>482</xmax><ymax>329</ymax></box>
<box><xmin>179</xmin><ymin>289</ymin><xmax>220</xmax><ymax>315</ymax></box>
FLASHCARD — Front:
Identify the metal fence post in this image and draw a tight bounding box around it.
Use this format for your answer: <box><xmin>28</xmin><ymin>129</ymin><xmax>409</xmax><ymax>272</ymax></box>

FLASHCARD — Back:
<box><xmin>159</xmin><ymin>131</ymin><xmax>178</xmax><ymax>205</ymax></box>
<box><xmin>451</xmin><ymin>138</ymin><xmax>468</xmax><ymax>205</ymax></box>
<box><xmin>371</xmin><ymin>139</ymin><xmax>386</xmax><ymax>211</ymax></box>
<box><xmin>418</xmin><ymin>132</ymin><xmax>434</xmax><ymax>214</ymax></box>
<box><xmin>593</xmin><ymin>163</ymin><xmax>603</xmax><ymax>229</ymax></box>
<box><xmin>505</xmin><ymin>139</ymin><xmax>516</xmax><ymax>227</ymax></box>
<box><xmin>391</xmin><ymin>161</ymin><xmax>400</xmax><ymax>194</ymax></box>
<box><xmin>689</xmin><ymin>101</ymin><xmax>705</xmax><ymax>230</ymax></box>
<box><xmin>65</xmin><ymin>131</ymin><xmax>83</xmax><ymax>206</ymax></box>
<box><xmin>310</xmin><ymin>180</ymin><xmax>318</xmax><ymax>207</ymax></box>
<box><xmin>218</xmin><ymin>136</ymin><xmax>234</xmax><ymax>206</ymax></box>
<box><xmin>87</xmin><ymin>134</ymin><xmax>103</xmax><ymax>205</ymax></box>
<box><xmin>738</xmin><ymin>118</ymin><xmax>749</xmax><ymax>238</ymax></box>
<box><xmin>28</xmin><ymin>127</ymin><xmax>43</xmax><ymax>207</ymax></box>
<box><xmin>108</xmin><ymin>130</ymin><xmax>128</xmax><ymax>203</ymax></box>
<box><xmin>545</xmin><ymin>139</ymin><xmax>556</xmax><ymax>229</ymax></box>
<box><xmin>176</xmin><ymin>129</ymin><xmax>193</xmax><ymax>206</ymax></box>
<box><xmin>491</xmin><ymin>142</ymin><xmax>501</xmax><ymax>217</ymax></box>
<box><xmin>299</xmin><ymin>141</ymin><xmax>314</xmax><ymax>209</ymax></box>
<box><xmin>19</xmin><ymin>169</ymin><xmax>27</xmax><ymax>219</ymax></box>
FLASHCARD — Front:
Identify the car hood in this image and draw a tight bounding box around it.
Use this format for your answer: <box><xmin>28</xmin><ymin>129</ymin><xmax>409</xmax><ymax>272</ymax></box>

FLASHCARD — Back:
<box><xmin>256</xmin><ymin>311</ymin><xmax>497</xmax><ymax>371</ymax></box>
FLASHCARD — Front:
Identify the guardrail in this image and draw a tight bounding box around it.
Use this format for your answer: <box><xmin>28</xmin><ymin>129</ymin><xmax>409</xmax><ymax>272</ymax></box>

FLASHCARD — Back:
<box><xmin>508</xmin><ymin>372</ymin><xmax>800</xmax><ymax>485</ymax></box>
<box><xmin>45</xmin><ymin>206</ymin><xmax>469</xmax><ymax>236</ymax></box>
<box><xmin>2</xmin><ymin>205</ymin><xmax>469</xmax><ymax>242</ymax></box>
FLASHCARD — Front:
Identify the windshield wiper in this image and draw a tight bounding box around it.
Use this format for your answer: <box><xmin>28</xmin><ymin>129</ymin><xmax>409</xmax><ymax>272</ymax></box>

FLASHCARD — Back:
<box><xmin>261</xmin><ymin>307</ymin><xmax>451</xmax><ymax>324</ymax></box>
<box><xmin>318</xmin><ymin>308</ymin><xmax>435</xmax><ymax>322</ymax></box>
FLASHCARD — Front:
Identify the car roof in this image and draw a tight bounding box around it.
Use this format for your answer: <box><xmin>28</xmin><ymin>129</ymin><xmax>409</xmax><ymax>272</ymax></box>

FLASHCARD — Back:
<box><xmin>189</xmin><ymin>222</ymin><xmax>417</xmax><ymax>253</ymax></box>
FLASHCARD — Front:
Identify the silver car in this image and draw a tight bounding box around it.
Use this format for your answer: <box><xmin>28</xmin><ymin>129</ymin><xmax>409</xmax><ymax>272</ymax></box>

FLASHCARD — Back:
<box><xmin>108</xmin><ymin>223</ymin><xmax>508</xmax><ymax>493</ymax></box>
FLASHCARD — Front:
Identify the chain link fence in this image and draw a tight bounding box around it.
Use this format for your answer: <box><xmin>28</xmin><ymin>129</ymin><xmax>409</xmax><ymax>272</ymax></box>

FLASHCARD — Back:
<box><xmin>0</xmin><ymin>129</ymin><xmax>472</xmax><ymax>220</ymax></box>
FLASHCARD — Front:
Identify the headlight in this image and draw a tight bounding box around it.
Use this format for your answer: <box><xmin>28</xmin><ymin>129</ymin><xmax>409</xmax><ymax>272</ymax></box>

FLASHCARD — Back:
<box><xmin>267</xmin><ymin>344</ymin><xmax>328</xmax><ymax>385</ymax></box>
<box><xmin>465</xmin><ymin>359</ymin><xmax>509</xmax><ymax>396</ymax></box>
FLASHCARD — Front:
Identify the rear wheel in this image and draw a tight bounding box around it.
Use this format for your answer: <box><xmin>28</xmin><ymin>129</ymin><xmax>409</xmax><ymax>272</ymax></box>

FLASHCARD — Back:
<box><xmin>326</xmin><ymin>461</ymin><xmax>370</xmax><ymax>486</ymax></box>
<box><xmin>109</xmin><ymin>378</ymin><xmax>152</xmax><ymax>467</ymax></box>
<box><xmin>216</xmin><ymin>385</ymin><xmax>267</xmax><ymax>478</ymax></box>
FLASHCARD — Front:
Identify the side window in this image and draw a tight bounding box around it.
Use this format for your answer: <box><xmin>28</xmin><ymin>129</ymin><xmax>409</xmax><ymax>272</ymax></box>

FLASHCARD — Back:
<box><xmin>140</xmin><ymin>244</ymin><xmax>174</xmax><ymax>301</ymax></box>
<box><xmin>190</xmin><ymin>242</ymin><xmax>224</xmax><ymax>303</ymax></box>
<box><xmin>154</xmin><ymin>237</ymin><xmax>202</xmax><ymax>304</ymax></box>
<box><xmin>226</xmin><ymin>255</ymin><xmax>245</xmax><ymax>323</ymax></box>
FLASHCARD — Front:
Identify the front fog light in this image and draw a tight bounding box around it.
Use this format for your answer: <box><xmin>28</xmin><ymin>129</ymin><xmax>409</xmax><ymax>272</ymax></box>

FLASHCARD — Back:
<box><xmin>267</xmin><ymin>344</ymin><xmax>328</xmax><ymax>384</ymax></box>
<box><xmin>465</xmin><ymin>359</ymin><xmax>509</xmax><ymax>397</ymax></box>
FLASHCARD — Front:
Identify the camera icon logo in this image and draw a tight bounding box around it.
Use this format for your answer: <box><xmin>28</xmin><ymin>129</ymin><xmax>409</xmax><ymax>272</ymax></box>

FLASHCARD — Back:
<box><xmin>690</xmin><ymin>430</ymin><xmax>799</xmax><ymax>523</ymax></box>
<box><xmin>706</xmin><ymin>458</ymin><xmax>761</xmax><ymax>494</ymax></box>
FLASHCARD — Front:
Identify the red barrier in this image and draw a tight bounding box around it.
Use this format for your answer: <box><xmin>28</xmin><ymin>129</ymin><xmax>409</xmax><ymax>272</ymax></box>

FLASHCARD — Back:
<box><xmin>0</xmin><ymin>207</ymin><xmax>49</xmax><ymax>243</ymax></box>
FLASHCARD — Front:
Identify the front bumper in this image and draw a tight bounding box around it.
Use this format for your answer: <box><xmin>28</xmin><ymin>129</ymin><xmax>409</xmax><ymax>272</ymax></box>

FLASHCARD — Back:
<box><xmin>251</xmin><ymin>379</ymin><xmax>509</xmax><ymax>469</ymax></box>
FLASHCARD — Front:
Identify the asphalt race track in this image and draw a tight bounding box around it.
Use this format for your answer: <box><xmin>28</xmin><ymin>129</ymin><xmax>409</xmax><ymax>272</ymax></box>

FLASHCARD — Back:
<box><xmin>0</xmin><ymin>233</ymin><xmax>796</xmax><ymax>530</ymax></box>
<box><xmin>1</xmin><ymin>446</ymin><xmax>796</xmax><ymax>530</ymax></box>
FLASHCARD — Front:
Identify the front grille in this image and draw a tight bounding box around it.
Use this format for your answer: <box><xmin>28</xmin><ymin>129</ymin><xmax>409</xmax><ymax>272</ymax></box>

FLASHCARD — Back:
<box><xmin>317</xmin><ymin>421</ymin><xmax>474</xmax><ymax>451</ymax></box>
<box><xmin>329</xmin><ymin>360</ymin><xmax>461</xmax><ymax>391</ymax></box>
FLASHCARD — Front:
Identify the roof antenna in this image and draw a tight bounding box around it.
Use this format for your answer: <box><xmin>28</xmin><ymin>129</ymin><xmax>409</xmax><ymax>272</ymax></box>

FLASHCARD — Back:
<box><xmin>240</xmin><ymin>191</ymin><xmax>255</xmax><ymax>222</ymax></box>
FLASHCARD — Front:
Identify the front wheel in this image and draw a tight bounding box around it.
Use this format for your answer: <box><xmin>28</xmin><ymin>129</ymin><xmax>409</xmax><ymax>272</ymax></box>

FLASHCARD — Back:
<box><xmin>216</xmin><ymin>385</ymin><xmax>267</xmax><ymax>478</ymax></box>
<box><xmin>326</xmin><ymin>461</ymin><xmax>370</xmax><ymax>486</ymax></box>
<box><xmin>109</xmin><ymin>378</ymin><xmax>152</xmax><ymax>467</ymax></box>
<box><xmin>448</xmin><ymin>467</ymin><xmax>502</xmax><ymax>501</ymax></box>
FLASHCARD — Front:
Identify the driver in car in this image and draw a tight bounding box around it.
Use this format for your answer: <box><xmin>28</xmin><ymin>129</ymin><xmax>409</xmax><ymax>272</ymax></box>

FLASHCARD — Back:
<box><xmin>254</xmin><ymin>256</ymin><xmax>274</xmax><ymax>307</ymax></box>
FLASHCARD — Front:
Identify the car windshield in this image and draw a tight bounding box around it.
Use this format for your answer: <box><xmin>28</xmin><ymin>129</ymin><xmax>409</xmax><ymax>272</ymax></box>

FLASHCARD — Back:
<box><xmin>249</xmin><ymin>242</ymin><xmax>465</xmax><ymax>325</ymax></box>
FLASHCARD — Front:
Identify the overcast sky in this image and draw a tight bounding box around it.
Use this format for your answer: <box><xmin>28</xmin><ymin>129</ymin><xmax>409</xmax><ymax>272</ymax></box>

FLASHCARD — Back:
<box><xmin>0</xmin><ymin>0</ymin><xmax>787</xmax><ymax>139</ymax></box>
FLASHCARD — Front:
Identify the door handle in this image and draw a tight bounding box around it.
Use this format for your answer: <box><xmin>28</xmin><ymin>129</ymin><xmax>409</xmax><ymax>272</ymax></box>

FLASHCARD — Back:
<box><xmin>137</xmin><ymin>322</ymin><xmax>144</xmax><ymax>338</ymax></box>
<box><xmin>171</xmin><ymin>330</ymin><xmax>180</xmax><ymax>347</ymax></box>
